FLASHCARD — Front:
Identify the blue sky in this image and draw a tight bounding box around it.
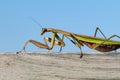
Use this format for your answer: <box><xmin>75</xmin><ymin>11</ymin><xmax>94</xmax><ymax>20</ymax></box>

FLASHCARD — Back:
<box><xmin>0</xmin><ymin>0</ymin><xmax>120</xmax><ymax>52</ymax></box>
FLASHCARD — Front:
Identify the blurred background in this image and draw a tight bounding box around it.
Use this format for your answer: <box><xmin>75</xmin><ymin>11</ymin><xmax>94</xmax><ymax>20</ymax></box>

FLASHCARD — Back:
<box><xmin>0</xmin><ymin>0</ymin><xmax>120</xmax><ymax>52</ymax></box>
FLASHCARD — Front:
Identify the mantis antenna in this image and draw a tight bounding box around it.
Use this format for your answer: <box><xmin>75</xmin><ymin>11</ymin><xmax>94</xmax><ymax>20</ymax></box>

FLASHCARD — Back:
<box><xmin>31</xmin><ymin>18</ymin><xmax>65</xmax><ymax>53</ymax></box>
<box><xmin>31</xmin><ymin>18</ymin><xmax>43</xmax><ymax>28</ymax></box>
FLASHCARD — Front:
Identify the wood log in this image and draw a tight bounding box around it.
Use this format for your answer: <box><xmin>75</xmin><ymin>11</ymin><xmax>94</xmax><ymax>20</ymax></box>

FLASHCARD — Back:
<box><xmin>0</xmin><ymin>52</ymin><xmax>120</xmax><ymax>80</ymax></box>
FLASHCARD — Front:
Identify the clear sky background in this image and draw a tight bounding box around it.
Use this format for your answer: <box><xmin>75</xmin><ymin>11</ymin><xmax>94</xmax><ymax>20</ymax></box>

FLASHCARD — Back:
<box><xmin>0</xmin><ymin>0</ymin><xmax>120</xmax><ymax>52</ymax></box>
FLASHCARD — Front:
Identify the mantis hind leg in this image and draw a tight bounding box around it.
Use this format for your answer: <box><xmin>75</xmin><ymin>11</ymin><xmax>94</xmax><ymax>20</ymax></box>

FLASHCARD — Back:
<box><xmin>94</xmin><ymin>27</ymin><xmax>107</xmax><ymax>39</ymax></box>
<box><xmin>107</xmin><ymin>35</ymin><xmax>120</xmax><ymax>40</ymax></box>
<box><xmin>93</xmin><ymin>35</ymin><xmax>120</xmax><ymax>50</ymax></box>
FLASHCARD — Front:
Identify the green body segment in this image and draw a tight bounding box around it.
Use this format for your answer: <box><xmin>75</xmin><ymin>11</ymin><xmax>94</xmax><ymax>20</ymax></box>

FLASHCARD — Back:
<box><xmin>49</xmin><ymin>28</ymin><xmax>120</xmax><ymax>45</ymax></box>
<box><xmin>74</xmin><ymin>34</ymin><xmax>120</xmax><ymax>45</ymax></box>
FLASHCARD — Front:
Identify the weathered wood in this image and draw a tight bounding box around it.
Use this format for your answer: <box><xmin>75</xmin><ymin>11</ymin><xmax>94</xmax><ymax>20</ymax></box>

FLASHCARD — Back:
<box><xmin>0</xmin><ymin>52</ymin><xmax>120</xmax><ymax>80</ymax></box>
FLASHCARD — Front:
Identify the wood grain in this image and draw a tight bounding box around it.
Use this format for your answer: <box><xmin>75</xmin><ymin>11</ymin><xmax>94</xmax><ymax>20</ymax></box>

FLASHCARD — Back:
<box><xmin>0</xmin><ymin>52</ymin><xmax>120</xmax><ymax>80</ymax></box>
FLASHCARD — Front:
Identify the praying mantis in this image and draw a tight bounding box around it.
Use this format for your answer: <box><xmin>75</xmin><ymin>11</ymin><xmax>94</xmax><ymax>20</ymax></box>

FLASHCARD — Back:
<box><xmin>18</xmin><ymin>27</ymin><xmax>120</xmax><ymax>58</ymax></box>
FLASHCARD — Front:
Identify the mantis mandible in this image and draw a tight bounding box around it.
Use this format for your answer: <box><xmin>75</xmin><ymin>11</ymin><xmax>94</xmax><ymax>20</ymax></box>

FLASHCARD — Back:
<box><xmin>18</xmin><ymin>27</ymin><xmax>120</xmax><ymax>58</ymax></box>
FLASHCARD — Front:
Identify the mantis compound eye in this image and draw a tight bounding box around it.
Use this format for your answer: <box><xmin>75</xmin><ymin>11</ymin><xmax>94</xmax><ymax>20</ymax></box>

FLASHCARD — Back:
<box><xmin>41</xmin><ymin>28</ymin><xmax>47</xmax><ymax>35</ymax></box>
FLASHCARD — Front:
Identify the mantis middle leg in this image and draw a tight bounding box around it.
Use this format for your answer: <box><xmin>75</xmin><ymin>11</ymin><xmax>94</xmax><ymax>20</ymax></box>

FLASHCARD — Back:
<box><xmin>65</xmin><ymin>34</ymin><xmax>84</xmax><ymax>58</ymax></box>
<box><xmin>93</xmin><ymin>35</ymin><xmax>120</xmax><ymax>49</ymax></box>
<box><xmin>59</xmin><ymin>35</ymin><xmax>65</xmax><ymax>52</ymax></box>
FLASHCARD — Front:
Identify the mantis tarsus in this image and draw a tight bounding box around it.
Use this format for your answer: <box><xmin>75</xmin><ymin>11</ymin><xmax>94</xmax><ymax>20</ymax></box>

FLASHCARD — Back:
<box><xmin>18</xmin><ymin>27</ymin><xmax>120</xmax><ymax>58</ymax></box>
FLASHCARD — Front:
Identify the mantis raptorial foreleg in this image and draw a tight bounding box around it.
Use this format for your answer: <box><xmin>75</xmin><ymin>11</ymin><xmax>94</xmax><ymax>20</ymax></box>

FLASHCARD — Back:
<box><xmin>20</xmin><ymin>33</ymin><xmax>55</xmax><ymax>52</ymax></box>
<box><xmin>44</xmin><ymin>37</ymin><xmax>65</xmax><ymax>47</ymax></box>
<box><xmin>21</xmin><ymin>40</ymin><xmax>49</xmax><ymax>52</ymax></box>
<box><xmin>20</xmin><ymin>32</ymin><xmax>65</xmax><ymax>52</ymax></box>
<box><xmin>94</xmin><ymin>27</ymin><xmax>107</xmax><ymax>39</ymax></box>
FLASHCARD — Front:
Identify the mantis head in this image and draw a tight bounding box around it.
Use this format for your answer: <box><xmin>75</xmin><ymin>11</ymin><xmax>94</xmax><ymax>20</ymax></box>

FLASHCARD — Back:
<box><xmin>41</xmin><ymin>28</ymin><xmax>47</xmax><ymax>35</ymax></box>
